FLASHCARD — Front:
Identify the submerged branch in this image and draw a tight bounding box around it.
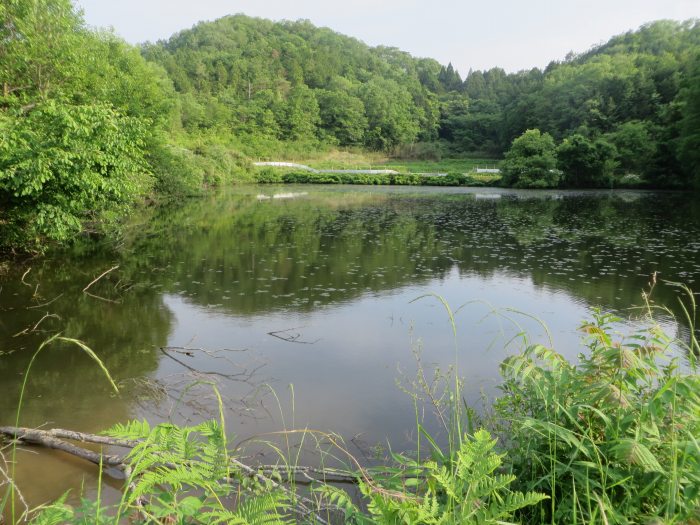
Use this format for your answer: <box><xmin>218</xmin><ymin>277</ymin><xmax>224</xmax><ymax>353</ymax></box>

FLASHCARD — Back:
<box><xmin>267</xmin><ymin>326</ymin><xmax>321</xmax><ymax>344</ymax></box>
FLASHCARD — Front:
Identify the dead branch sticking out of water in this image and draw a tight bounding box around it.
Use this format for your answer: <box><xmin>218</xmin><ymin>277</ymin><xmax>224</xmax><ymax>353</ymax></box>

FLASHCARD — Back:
<box><xmin>0</xmin><ymin>426</ymin><xmax>128</xmax><ymax>476</ymax></box>
<box><xmin>26</xmin><ymin>293</ymin><xmax>63</xmax><ymax>310</ymax></box>
<box><xmin>12</xmin><ymin>313</ymin><xmax>61</xmax><ymax>338</ymax></box>
<box><xmin>83</xmin><ymin>265</ymin><xmax>121</xmax><ymax>303</ymax></box>
<box><xmin>0</xmin><ymin>424</ymin><xmax>360</xmax><ymax>484</ymax></box>
<box><xmin>82</xmin><ymin>265</ymin><xmax>119</xmax><ymax>293</ymax></box>
<box><xmin>20</xmin><ymin>268</ymin><xmax>32</xmax><ymax>287</ymax></box>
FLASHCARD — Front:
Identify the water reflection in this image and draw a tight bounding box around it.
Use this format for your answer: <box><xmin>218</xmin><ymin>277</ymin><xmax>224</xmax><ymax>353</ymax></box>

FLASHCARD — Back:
<box><xmin>116</xmin><ymin>187</ymin><xmax>700</xmax><ymax>317</ymax></box>
<box><xmin>1</xmin><ymin>186</ymin><xmax>699</xmax><ymax>512</ymax></box>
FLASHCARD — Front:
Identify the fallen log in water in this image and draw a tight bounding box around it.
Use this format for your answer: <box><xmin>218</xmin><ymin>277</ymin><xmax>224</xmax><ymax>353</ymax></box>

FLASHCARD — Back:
<box><xmin>0</xmin><ymin>426</ymin><xmax>129</xmax><ymax>468</ymax></box>
<box><xmin>0</xmin><ymin>425</ymin><xmax>360</xmax><ymax>523</ymax></box>
<box><xmin>0</xmin><ymin>426</ymin><xmax>359</xmax><ymax>482</ymax></box>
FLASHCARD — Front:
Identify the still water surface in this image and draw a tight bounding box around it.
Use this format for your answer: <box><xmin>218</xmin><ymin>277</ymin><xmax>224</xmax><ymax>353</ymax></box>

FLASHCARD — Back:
<box><xmin>1</xmin><ymin>185</ymin><xmax>699</xmax><ymax>510</ymax></box>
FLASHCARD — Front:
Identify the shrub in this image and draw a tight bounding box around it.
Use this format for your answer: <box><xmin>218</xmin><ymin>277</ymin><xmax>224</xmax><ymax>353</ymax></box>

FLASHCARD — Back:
<box><xmin>617</xmin><ymin>173</ymin><xmax>646</xmax><ymax>188</ymax></box>
<box><xmin>0</xmin><ymin>101</ymin><xmax>152</xmax><ymax>251</ymax></box>
<box><xmin>149</xmin><ymin>144</ymin><xmax>206</xmax><ymax>197</ymax></box>
<box><xmin>501</xmin><ymin>129</ymin><xmax>559</xmax><ymax>188</ymax></box>
<box><xmin>321</xmin><ymin>429</ymin><xmax>547</xmax><ymax>524</ymax></box>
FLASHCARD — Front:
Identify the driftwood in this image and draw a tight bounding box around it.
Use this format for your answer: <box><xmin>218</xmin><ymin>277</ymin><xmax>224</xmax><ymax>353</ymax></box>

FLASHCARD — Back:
<box><xmin>82</xmin><ymin>265</ymin><xmax>121</xmax><ymax>303</ymax></box>
<box><xmin>82</xmin><ymin>265</ymin><xmax>119</xmax><ymax>293</ymax></box>
<box><xmin>0</xmin><ymin>425</ymin><xmax>359</xmax><ymax>523</ymax></box>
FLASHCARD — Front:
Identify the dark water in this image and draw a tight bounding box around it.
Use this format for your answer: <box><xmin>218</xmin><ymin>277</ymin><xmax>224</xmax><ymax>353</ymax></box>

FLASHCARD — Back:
<box><xmin>1</xmin><ymin>185</ymin><xmax>699</xmax><ymax>512</ymax></box>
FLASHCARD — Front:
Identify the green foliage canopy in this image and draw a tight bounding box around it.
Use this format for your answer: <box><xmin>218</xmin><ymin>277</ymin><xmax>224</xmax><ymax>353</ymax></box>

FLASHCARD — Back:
<box><xmin>501</xmin><ymin>129</ymin><xmax>559</xmax><ymax>188</ymax></box>
<box><xmin>556</xmin><ymin>133</ymin><xmax>617</xmax><ymax>187</ymax></box>
<box><xmin>0</xmin><ymin>0</ymin><xmax>176</xmax><ymax>251</ymax></box>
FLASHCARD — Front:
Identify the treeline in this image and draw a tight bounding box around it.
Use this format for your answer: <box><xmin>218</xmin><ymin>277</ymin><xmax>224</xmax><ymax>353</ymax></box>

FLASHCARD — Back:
<box><xmin>2</xmin><ymin>1</ymin><xmax>700</xmax><ymax>252</ymax></box>
<box><xmin>141</xmin><ymin>15</ymin><xmax>445</xmax><ymax>151</ymax></box>
<box><xmin>456</xmin><ymin>20</ymin><xmax>700</xmax><ymax>188</ymax></box>
<box><xmin>148</xmin><ymin>15</ymin><xmax>700</xmax><ymax>187</ymax></box>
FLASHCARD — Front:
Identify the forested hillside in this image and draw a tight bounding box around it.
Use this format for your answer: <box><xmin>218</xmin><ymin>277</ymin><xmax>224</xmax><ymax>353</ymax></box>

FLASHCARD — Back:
<box><xmin>141</xmin><ymin>15</ymin><xmax>445</xmax><ymax>150</ymax></box>
<box><xmin>1</xmin><ymin>1</ymin><xmax>699</xmax><ymax>253</ymax></box>
<box><xmin>146</xmin><ymin>15</ymin><xmax>700</xmax><ymax>186</ymax></box>
<box><xmin>460</xmin><ymin>20</ymin><xmax>700</xmax><ymax>186</ymax></box>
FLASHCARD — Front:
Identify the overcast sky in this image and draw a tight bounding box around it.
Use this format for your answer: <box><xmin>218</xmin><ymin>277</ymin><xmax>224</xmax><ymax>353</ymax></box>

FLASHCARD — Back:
<box><xmin>76</xmin><ymin>0</ymin><xmax>699</xmax><ymax>74</ymax></box>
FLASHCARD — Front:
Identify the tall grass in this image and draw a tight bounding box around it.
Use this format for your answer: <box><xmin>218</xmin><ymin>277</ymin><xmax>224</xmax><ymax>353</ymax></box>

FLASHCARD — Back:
<box><xmin>3</xmin><ymin>334</ymin><xmax>119</xmax><ymax>524</ymax></box>
<box><xmin>495</xmin><ymin>305</ymin><xmax>700</xmax><ymax>523</ymax></box>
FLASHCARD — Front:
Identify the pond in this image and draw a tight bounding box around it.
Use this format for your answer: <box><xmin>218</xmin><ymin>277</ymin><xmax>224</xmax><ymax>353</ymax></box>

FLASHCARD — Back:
<box><xmin>2</xmin><ymin>185</ymin><xmax>699</xmax><ymax>512</ymax></box>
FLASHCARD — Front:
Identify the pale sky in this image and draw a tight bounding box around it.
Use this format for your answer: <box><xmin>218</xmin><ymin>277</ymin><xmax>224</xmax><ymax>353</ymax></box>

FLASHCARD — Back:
<box><xmin>76</xmin><ymin>0</ymin><xmax>699</xmax><ymax>75</ymax></box>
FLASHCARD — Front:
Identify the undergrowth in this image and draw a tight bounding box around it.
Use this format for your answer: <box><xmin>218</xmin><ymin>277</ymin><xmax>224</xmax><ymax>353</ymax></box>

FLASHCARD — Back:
<box><xmin>497</xmin><ymin>309</ymin><xmax>700</xmax><ymax>524</ymax></box>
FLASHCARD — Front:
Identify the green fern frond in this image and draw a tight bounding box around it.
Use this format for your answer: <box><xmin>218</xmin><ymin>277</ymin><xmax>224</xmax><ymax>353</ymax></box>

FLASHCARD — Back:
<box><xmin>313</xmin><ymin>484</ymin><xmax>360</xmax><ymax>517</ymax></box>
<box><xmin>103</xmin><ymin>419</ymin><xmax>151</xmax><ymax>440</ymax></box>
<box><xmin>232</xmin><ymin>492</ymin><xmax>291</xmax><ymax>525</ymax></box>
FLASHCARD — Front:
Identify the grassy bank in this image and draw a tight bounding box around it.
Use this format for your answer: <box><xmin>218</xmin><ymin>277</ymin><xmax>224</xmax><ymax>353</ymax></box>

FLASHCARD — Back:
<box><xmin>3</xmin><ymin>285</ymin><xmax>698</xmax><ymax>524</ymax></box>
<box><xmin>297</xmin><ymin>152</ymin><xmax>500</xmax><ymax>174</ymax></box>
<box><xmin>254</xmin><ymin>169</ymin><xmax>499</xmax><ymax>187</ymax></box>
<box><xmin>252</xmin><ymin>151</ymin><xmax>503</xmax><ymax>187</ymax></box>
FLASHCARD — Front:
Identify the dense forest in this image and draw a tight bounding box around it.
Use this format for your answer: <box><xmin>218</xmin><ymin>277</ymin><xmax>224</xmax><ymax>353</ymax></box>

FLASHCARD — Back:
<box><xmin>1</xmin><ymin>0</ymin><xmax>700</xmax><ymax>252</ymax></box>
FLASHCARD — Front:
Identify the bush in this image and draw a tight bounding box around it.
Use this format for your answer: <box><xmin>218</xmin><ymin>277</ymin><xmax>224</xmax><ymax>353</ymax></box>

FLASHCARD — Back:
<box><xmin>501</xmin><ymin>129</ymin><xmax>559</xmax><ymax>188</ymax></box>
<box><xmin>253</xmin><ymin>169</ymin><xmax>481</xmax><ymax>187</ymax></box>
<box><xmin>0</xmin><ymin>101</ymin><xmax>152</xmax><ymax>251</ymax></box>
<box><xmin>321</xmin><ymin>430</ymin><xmax>547</xmax><ymax>524</ymax></box>
<box><xmin>149</xmin><ymin>144</ymin><xmax>206</xmax><ymax>197</ymax></box>
<box><xmin>254</xmin><ymin>167</ymin><xmax>285</xmax><ymax>183</ymax></box>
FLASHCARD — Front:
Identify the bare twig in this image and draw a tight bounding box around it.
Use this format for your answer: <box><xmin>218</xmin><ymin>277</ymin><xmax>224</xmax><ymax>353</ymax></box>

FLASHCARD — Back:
<box><xmin>83</xmin><ymin>265</ymin><xmax>119</xmax><ymax>293</ymax></box>
<box><xmin>84</xmin><ymin>291</ymin><xmax>121</xmax><ymax>304</ymax></box>
<box><xmin>26</xmin><ymin>293</ymin><xmax>63</xmax><ymax>310</ymax></box>
<box><xmin>267</xmin><ymin>327</ymin><xmax>320</xmax><ymax>345</ymax></box>
<box><xmin>0</xmin><ymin>450</ymin><xmax>29</xmax><ymax>517</ymax></box>
<box><xmin>257</xmin><ymin>464</ymin><xmax>358</xmax><ymax>483</ymax></box>
<box><xmin>12</xmin><ymin>313</ymin><xmax>60</xmax><ymax>337</ymax></box>
<box><xmin>20</xmin><ymin>267</ymin><xmax>32</xmax><ymax>287</ymax></box>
